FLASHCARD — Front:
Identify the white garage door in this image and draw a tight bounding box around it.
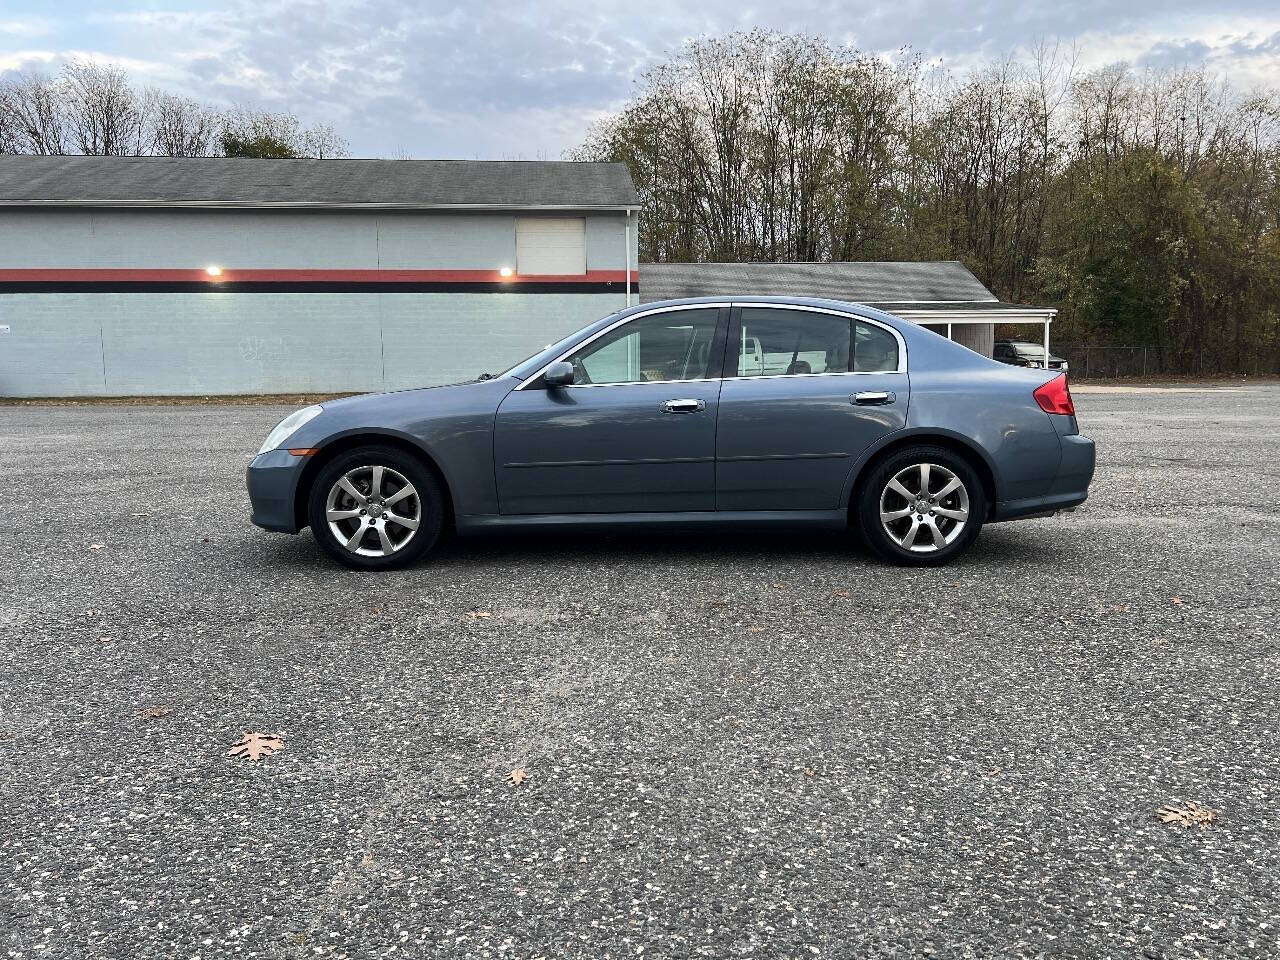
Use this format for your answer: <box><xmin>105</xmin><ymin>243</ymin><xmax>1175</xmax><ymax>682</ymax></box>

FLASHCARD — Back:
<box><xmin>516</xmin><ymin>217</ymin><xmax>586</xmax><ymax>275</ymax></box>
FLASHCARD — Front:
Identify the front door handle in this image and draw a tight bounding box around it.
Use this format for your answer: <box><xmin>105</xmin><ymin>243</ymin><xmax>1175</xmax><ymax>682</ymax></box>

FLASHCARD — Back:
<box><xmin>661</xmin><ymin>398</ymin><xmax>706</xmax><ymax>414</ymax></box>
<box><xmin>852</xmin><ymin>391</ymin><xmax>895</xmax><ymax>405</ymax></box>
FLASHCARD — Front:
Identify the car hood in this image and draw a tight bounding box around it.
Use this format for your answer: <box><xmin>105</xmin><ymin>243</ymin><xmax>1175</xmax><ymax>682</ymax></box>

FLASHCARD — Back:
<box><xmin>319</xmin><ymin>376</ymin><xmax>512</xmax><ymax>412</ymax></box>
<box><xmin>277</xmin><ymin>375</ymin><xmax>520</xmax><ymax>451</ymax></box>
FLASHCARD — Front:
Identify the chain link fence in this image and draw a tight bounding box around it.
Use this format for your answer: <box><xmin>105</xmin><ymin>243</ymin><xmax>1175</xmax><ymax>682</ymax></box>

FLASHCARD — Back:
<box><xmin>1056</xmin><ymin>345</ymin><xmax>1169</xmax><ymax>379</ymax></box>
<box><xmin>1053</xmin><ymin>344</ymin><xmax>1280</xmax><ymax>378</ymax></box>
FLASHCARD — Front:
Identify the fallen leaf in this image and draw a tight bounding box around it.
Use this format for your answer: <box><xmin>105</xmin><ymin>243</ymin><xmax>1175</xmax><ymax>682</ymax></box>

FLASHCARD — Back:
<box><xmin>746</xmin><ymin>626</ymin><xmax>766</xmax><ymax>633</ymax></box>
<box><xmin>1170</xmin><ymin>597</ymin><xmax>1185</xmax><ymax>605</ymax></box>
<box><xmin>466</xmin><ymin>610</ymin><xmax>492</xmax><ymax>619</ymax></box>
<box><xmin>803</xmin><ymin>767</ymin><xmax>816</xmax><ymax>777</ymax></box>
<box><xmin>88</xmin><ymin>543</ymin><xmax>105</xmax><ymax>551</ymax></box>
<box><xmin>832</xmin><ymin>589</ymin><xmax>850</xmax><ymax>598</ymax></box>
<box><xmin>507</xmin><ymin>768</ymin><xmax>527</xmax><ymax>786</ymax></box>
<box><xmin>1156</xmin><ymin>800</ymin><xmax>1216</xmax><ymax>829</ymax></box>
<box><xmin>771</xmin><ymin>582</ymin><xmax>787</xmax><ymax>590</ymax></box>
<box><xmin>227</xmin><ymin>731</ymin><xmax>285</xmax><ymax>762</ymax></box>
<box><xmin>137</xmin><ymin>706</ymin><xmax>171</xmax><ymax>720</ymax></box>
<box><xmin>989</xmin><ymin>766</ymin><xmax>1002</xmax><ymax>776</ymax></box>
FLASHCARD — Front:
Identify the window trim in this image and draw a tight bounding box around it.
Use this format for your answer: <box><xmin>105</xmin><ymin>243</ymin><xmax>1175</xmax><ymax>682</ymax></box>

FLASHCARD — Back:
<box><xmin>723</xmin><ymin>302</ymin><xmax>907</xmax><ymax>380</ymax></box>
<box><xmin>515</xmin><ymin>302</ymin><xmax>733</xmax><ymax>390</ymax></box>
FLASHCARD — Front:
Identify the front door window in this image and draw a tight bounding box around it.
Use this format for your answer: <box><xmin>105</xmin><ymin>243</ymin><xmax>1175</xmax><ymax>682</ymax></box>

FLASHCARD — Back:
<box><xmin>565</xmin><ymin>308</ymin><xmax>720</xmax><ymax>385</ymax></box>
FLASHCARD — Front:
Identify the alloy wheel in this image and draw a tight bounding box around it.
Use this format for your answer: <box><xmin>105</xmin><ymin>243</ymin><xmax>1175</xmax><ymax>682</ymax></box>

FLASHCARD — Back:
<box><xmin>324</xmin><ymin>464</ymin><xmax>422</xmax><ymax>557</ymax></box>
<box><xmin>878</xmin><ymin>462</ymin><xmax>970</xmax><ymax>553</ymax></box>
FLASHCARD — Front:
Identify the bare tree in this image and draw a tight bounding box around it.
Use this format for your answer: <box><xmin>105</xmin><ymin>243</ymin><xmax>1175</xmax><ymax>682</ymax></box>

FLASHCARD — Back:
<box><xmin>149</xmin><ymin>91</ymin><xmax>218</xmax><ymax>156</ymax></box>
<box><xmin>0</xmin><ymin>72</ymin><xmax>67</xmax><ymax>154</ymax></box>
<box><xmin>298</xmin><ymin>122</ymin><xmax>349</xmax><ymax>159</ymax></box>
<box><xmin>60</xmin><ymin>59</ymin><xmax>149</xmax><ymax>155</ymax></box>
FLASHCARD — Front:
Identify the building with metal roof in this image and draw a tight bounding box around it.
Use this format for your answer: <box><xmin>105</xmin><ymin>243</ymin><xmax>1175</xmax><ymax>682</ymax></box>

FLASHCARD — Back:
<box><xmin>0</xmin><ymin>157</ymin><xmax>640</xmax><ymax>396</ymax></box>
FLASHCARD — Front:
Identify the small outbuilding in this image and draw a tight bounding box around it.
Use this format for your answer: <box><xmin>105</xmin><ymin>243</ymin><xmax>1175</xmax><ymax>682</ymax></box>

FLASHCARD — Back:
<box><xmin>640</xmin><ymin>261</ymin><xmax>1057</xmax><ymax>359</ymax></box>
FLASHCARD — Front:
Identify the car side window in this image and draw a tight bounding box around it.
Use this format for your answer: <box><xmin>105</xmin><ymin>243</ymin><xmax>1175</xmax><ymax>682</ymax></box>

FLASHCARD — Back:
<box><xmin>854</xmin><ymin>320</ymin><xmax>900</xmax><ymax>372</ymax></box>
<box><xmin>735</xmin><ymin>307</ymin><xmax>851</xmax><ymax>377</ymax></box>
<box><xmin>564</xmin><ymin>308</ymin><xmax>720</xmax><ymax>385</ymax></box>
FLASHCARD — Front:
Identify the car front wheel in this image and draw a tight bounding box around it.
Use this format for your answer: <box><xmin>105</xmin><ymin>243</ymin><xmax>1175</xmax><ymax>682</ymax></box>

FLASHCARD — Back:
<box><xmin>307</xmin><ymin>445</ymin><xmax>444</xmax><ymax>570</ymax></box>
<box><xmin>857</xmin><ymin>445</ymin><xmax>985</xmax><ymax>566</ymax></box>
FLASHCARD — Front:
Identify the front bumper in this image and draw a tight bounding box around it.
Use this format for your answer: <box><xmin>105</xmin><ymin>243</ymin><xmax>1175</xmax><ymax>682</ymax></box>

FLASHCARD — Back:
<box><xmin>246</xmin><ymin>449</ymin><xmax>309</xmax><ymax>533</ymax></box>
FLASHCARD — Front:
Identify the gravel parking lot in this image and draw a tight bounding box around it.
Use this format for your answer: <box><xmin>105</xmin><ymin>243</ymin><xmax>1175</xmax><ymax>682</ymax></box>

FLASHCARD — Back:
<box><xmin>2</xmin><ymin>383</ymin><xmax>1278</xmax><ymax>959</ymax></box>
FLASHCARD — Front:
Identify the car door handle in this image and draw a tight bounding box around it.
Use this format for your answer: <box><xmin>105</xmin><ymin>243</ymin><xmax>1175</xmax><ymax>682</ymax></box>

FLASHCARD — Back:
<box><xmin>852</xmin><ymin>391</ymin><xmax>895</xmax><ymax>405</ymax></box>
<box><xmin>661</xmin><ymin>398</ymin><xmax>705</xmax><ymax>414</ymax></box>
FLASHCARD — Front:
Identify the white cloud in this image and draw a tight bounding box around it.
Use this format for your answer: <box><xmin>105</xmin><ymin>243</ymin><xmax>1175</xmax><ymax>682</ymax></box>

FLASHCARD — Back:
<box><xmin>2</xmin><ymin>0</ymin><xmax>1278</xmax><ymax>156</ymax></box>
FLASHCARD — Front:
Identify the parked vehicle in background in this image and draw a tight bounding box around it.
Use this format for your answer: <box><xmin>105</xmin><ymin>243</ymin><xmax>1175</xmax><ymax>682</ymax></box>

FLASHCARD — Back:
<box><xmin>247</xmin><ymin>298</ymin><xmax>1095</xmax><ymax>569</ymax></box>
<box><xmin>994</xmin><ymin>340</ymin><xmax>1069</xmax><ymax>371</ymax></box>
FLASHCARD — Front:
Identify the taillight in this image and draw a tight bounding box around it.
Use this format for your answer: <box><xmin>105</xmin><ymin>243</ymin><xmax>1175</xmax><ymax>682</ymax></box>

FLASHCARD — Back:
<box><xmin>1033</xmin><ymin>373</ymin><xmax>1075</xmax><ymax>416</ymax></box>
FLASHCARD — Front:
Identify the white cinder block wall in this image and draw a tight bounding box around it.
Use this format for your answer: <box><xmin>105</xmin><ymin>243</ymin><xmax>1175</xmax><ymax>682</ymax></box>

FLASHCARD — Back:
<box><xmin>0</xmin><ymin>209</ymin><xmax>637</xmax><ymax>396</ymax></box>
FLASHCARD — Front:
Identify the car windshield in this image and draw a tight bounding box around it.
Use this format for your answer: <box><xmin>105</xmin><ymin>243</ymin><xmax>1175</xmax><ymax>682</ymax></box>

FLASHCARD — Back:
<box><xmin>499</xmin><ymin>311</ymin><xmax>623</xmax><ymax>380</ymax></box>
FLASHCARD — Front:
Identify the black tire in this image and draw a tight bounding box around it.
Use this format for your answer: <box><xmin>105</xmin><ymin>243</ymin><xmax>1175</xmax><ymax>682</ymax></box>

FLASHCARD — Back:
<box><xmin>856</xmin><ymin>445</ymin><xmax>986</xmax><ymax>567</ymax></box>
<box><xmin>307</xmin><ymin>445</ymin><xmax>444</xmax><ymax>570</ymax></box>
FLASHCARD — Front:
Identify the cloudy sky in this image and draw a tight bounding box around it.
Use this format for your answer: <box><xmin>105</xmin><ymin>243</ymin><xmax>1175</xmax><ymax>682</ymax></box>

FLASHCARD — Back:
<box><xmin>2</xmin><ymin>0</ymin><xmax>1278</xmax><ymax>158</ymax></box>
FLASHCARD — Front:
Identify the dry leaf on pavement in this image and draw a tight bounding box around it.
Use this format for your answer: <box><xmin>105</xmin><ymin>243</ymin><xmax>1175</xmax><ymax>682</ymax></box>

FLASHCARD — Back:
<box><xmin>1170</xmin><ymin>597</ymin><xmax>1186</xmax><ymax>605</ymax></box>
<box><xmin>1157</xmin><ymin>800</ymin><xmax>1216</xmax><ymax>829</ymax></box>
<box><xmin>507</xmin><ymin>768</ymin><xmax>527</xmax><ymax>786</ymax></box>
<box><xmin>137</xmin><ymin>706</ymin><xmax>171</xmax><ymax>720</ymax></box>
<box><xmin>832</xmin><ymin>589</ymin><xmax>850</xmax><ymax>598</ymax></box>
<box><xmin>88</xmin><ymin>543</ymin><xmax>105</xmax><ymax>551</ymax></box>
<box><xmin>771</xmin><ymin>582</ymin><xmax>787</xmax><ymax>590</ymax></box>
<box><xmin>466</xmin><ymin>610</ymin><xmax>492</xmax><ymax>619</ymax></box>
<box><xmin>227</xmin><ymin>731</ymin><xmax>285</xmax><ymax>762</ymax></box>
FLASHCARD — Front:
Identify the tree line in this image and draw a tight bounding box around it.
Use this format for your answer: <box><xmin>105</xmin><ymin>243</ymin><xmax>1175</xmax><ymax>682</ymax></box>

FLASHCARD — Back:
<box><xmin>0</xmin><ymin>60</ymin><xmax>348</xmax><ymax>159</ymax></box>
<box><xmin>573</xmin><ymin>31</ymin><xmax>1280</xmax><ymax>375</ymax></box>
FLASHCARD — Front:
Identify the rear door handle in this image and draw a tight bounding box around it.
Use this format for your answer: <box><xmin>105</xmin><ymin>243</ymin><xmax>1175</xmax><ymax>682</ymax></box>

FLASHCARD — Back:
<box><xmin>852</xmin><ymin>391</ymin><xmax>895</xmax><ymax>405</ymax></box>
<box><xmin>661</xmin><ymin>398</ymin><xmax>705</xmax><ymax>414</ymax></box>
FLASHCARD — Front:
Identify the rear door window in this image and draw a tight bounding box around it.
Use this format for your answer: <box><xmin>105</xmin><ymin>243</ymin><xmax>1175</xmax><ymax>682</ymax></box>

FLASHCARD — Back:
<box><xmin>733</xmin><ymin>308</ymin><xmax>851</xmax><ymax>377</ymax></box>
<box><xmin>854</xmin><ymin>320</ymin><xmax>900</xmax><ymax>372</ymax></box>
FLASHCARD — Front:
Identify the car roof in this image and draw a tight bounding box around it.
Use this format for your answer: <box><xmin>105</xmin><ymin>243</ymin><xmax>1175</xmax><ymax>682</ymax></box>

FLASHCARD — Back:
<box><xmin>625</xmin><ymin>295</ymin><xmax>904</xmax><ymax>323</ymax></box>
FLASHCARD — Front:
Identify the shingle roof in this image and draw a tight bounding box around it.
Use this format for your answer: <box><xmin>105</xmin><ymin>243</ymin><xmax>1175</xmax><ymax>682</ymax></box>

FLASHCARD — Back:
<box><xmin>640</xmin><ymin>261</ymin><xmax>997</xmax><ymax>304</ymax></box>
<box><xmin>0</xmin><ymin>156</ymin><xmax>640</xmax><ymax>209</ymax></box>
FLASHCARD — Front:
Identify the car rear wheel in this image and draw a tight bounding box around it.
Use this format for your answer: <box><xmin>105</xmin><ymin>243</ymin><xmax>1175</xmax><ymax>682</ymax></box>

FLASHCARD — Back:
<box><xmin>307</xmin><ymin>445</ymin><xmax>444</xmax><ymax>570</ymax></box>
<box><xmin>856</xmin><ymin>445</ymin><xmax>985</xmax><ymax>566</ymax></box>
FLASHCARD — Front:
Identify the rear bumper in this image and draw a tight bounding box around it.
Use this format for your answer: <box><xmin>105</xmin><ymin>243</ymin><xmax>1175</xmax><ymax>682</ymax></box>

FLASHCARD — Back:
<box><xmin>246</xmin><ymin>449</ymin><xmax>307</xmax><ymax>533</ymax></box>
<box><xmin>993</xmin><ymin>432</ymin><xmax>1095</xmax><ymax>522</ymax></box>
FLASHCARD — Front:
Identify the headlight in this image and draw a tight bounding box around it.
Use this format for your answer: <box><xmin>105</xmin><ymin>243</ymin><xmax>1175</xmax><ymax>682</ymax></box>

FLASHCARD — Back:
<box><xmin>257</xmin><ymin>405</ymin><xmax>323</xmax><ymax>454</ymax></box>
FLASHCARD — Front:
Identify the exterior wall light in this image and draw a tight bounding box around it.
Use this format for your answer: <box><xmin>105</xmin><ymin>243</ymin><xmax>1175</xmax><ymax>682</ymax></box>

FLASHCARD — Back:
<box><xmin>206</xmin><ymin>265</ymin><xmax>223</xmax><ymax>277</ymax></box>
<box><xmin>498</xmin><ymin>267</ymin><xmax>514</xmax><ymax>278</ymax></box>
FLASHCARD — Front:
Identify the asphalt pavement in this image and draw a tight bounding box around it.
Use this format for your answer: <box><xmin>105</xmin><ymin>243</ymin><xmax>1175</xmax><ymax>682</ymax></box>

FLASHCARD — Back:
<box><xmin>1</xmin><ymin>382</ymin><xmax>1277</xmax><ymax>959</ymax></box>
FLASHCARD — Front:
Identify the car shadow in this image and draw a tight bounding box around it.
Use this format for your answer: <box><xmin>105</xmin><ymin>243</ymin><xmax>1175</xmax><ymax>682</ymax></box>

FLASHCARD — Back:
<box><xmin>249</xmin><ymin>521</ymin><xmax>1051</xmax><ymax>572</ymax></box>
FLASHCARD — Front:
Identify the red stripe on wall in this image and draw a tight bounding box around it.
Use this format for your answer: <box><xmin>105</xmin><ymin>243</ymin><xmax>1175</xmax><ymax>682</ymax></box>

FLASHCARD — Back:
<box><xmin>0</xmin><ymin>268</ymin><xmax>630</xmax><ymax>284</ymax></box>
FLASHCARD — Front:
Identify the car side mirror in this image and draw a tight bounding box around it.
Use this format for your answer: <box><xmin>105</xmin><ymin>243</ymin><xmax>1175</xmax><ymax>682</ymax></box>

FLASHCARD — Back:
<box><xmin>542</xmin><ymin>361</ymin><xmax>575</xmax><ymax>388</ymax></box>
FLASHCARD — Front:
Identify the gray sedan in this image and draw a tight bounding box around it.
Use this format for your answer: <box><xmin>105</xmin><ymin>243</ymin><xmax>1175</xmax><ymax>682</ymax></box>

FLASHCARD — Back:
<box><xmin>247</xmin><ymin>297</ymin><xmax>1095</xmax><ymax>568</ymax></box>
